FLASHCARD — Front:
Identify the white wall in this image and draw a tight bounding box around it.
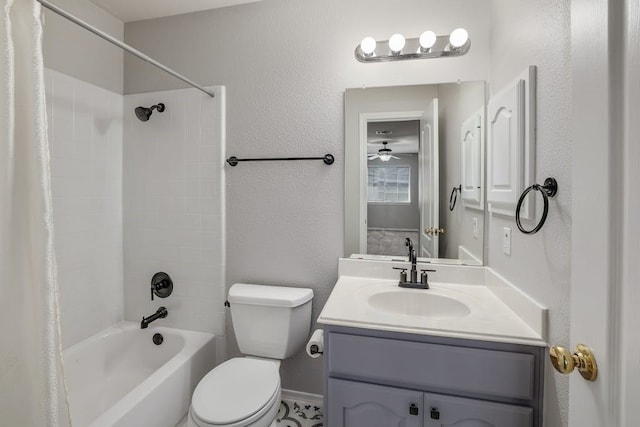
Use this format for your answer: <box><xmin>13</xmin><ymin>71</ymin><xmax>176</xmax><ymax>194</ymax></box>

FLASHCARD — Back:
<box><xmin>123</xmin><ymin>0</ymin><xmax>490</xmax><ymax>394</ymax></box>
<box><xmin>123</xmin><ymin>87</ymin><xmax>226</xmax><ymax>343</ymax></box>
<box><xmin>488</xmin><ymin>1</ymin><xmax>571</xmax><ymax>426</ymax></box>
<box><xmin>42</xmin><ymin>0</ymin><xmax>124</xmax><ymax>94</ymax></box>
<box><xmin>46</xmin><ymin>69</ymin><xmax>124</xmax><ymax>349</ymax></box>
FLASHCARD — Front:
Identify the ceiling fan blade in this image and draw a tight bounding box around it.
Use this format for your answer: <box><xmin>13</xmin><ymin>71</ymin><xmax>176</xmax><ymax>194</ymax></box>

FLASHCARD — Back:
<box><xmin>368</xmin><ymin>154</ymin><xmax>379</xmax><ymax>159</ymax></box>
<box><xmin>390</xmin><ymin>155</ymin><xmax>400</xmax><ymax>159</ymax></box>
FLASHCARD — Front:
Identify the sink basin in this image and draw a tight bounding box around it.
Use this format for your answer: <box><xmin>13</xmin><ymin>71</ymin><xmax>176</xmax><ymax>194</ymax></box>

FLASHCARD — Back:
<box><xmin>367</xmin><ymin>291</ymin><xmax>471</xmax><ymax>319</ymax></box>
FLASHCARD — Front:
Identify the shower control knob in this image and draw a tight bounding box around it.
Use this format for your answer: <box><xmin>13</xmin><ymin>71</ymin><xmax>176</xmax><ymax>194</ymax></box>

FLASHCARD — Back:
<box><xmin>151</xmin><ymin>272</ymin><xmax>173</xmax><ymax>301</ymax></box>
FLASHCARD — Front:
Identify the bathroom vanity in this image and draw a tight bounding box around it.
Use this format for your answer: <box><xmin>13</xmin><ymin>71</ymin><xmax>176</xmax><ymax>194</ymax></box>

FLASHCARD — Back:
<box><xmin>318</xmin><ymin>259</ymin><xmax>547</xmax><ymax>427</ymax></box>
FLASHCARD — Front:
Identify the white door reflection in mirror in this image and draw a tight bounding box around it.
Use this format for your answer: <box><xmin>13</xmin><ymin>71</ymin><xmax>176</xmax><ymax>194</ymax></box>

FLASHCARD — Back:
<box><xmin>420</xmin><ymin>99</ymin><xmax>439</xmax><ymax>258</ymax></box>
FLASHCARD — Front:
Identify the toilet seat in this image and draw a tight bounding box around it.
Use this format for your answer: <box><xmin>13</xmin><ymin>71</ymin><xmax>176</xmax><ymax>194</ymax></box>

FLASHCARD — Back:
<box><xmin>190</xmin><ymin>357</ymin><xmax>281</xmax><ymax>427</ymax></box>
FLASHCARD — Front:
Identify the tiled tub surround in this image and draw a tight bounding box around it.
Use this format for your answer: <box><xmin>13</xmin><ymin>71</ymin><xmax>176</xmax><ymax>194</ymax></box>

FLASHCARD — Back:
<box><xmin>123</xmin><ymin>87</ymin><xmax>226</xmax><ymax>343</ymax></box>
<box><xmin>46</xmin><ymin>69</ymin><xmax>124</xmax><ymax>349</ymax></box>
<box><xmin>63</xmin><ymin>321</ymin><xmax>215</xmax><ymax>427</ymax></box>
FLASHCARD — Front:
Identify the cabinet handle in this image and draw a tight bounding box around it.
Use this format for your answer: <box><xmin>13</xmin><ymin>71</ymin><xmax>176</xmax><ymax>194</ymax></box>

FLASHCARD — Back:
<box><xmin>409</xmin><ymin>403</ymin><xmax>419</xmax><ymax>416</ymax></box>
<box><xmin>430</xmin><ymin>408</ymin><xmax>440</xmax><ymax>420</ymax></box>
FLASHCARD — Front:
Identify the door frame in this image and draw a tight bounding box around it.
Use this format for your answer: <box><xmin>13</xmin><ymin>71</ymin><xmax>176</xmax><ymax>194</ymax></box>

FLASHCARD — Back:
<box><xmin>619</xmin><ymin>0</ymin><xmax>640</xmax><ymax>423</ymax></box>
<box><xmin>358</xmin><ymin>110</ymin><xmax>425</xmax><ymax>255</ymax></box>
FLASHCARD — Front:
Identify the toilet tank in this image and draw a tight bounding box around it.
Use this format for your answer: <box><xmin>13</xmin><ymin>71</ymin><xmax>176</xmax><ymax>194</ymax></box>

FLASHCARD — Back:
<box><xmin>228</xmin><ymin>284</ymin><xmax>313</xmax><ymax>359</ymax></box>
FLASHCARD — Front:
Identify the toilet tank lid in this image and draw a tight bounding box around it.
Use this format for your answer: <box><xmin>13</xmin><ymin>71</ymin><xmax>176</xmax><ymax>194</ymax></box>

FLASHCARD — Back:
<box><xmin>229</xmin><ymin>283</ymin><xmax>313</xmax><ymax>307</ymax></box>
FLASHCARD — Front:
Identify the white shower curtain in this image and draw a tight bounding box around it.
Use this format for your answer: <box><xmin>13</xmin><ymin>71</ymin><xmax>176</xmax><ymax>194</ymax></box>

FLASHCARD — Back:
<box><xmin>0</xmin><ymin>0</ymin><xmax>70</xmax><ymax>425</ymax></box>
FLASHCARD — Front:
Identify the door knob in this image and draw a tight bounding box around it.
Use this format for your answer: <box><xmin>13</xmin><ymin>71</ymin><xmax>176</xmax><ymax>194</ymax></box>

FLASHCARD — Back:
<box><xmin>549</xmin><ymin>344</ymin><xmax>598</xmax><ymax>381</ymax></box>
<box><xmin>425</xmin><ymin>227</ymin><xmax>445</xmax><ymax>236</ymax></box>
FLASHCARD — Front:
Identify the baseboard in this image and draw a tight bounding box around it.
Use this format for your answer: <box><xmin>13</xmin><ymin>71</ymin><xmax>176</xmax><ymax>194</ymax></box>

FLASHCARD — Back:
<box><xmin>281</xmin><ymin>389</ymin><xmax>323</xmax><ymax>406</ymax></box>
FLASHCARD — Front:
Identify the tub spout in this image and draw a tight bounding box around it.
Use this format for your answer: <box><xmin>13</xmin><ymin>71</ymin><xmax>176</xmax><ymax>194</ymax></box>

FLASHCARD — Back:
<box><xmin>141</xmin><ymin>307</ymin><xmax>168</xmax><ymax>329</ymax></box>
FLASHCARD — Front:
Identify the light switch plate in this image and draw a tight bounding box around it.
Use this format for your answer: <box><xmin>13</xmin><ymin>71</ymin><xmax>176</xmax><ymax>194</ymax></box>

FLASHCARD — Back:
<box><xmin>503</xmin><ymin>227</ymin><xmax>512</xmax><ymax>256</ymax></box>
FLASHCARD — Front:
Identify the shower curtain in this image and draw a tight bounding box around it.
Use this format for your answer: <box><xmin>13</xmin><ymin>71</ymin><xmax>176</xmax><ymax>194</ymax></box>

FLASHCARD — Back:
<box><xmin>0</xmin><ymin>0</ymin><xmax>70</xmax><ymax>425</ymax></box>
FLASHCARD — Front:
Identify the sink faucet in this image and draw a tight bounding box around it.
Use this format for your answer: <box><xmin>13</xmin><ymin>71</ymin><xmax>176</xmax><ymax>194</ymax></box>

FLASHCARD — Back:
<box><xmin>404</xmin><ymin>238</ymin><xmax>418</xmax><ymax>282</ymax></box>
<box><xmin>393</xmin><ymin>238</ymin><xmax>436</xmax><ymax>289</ymax></box>
<box><xmin>409</xmin><ymin>249</ymin><xmax>418</xmax><ymax>283</ymax></box>
<box><xmin>141</xmin><ymin>307</ymin><xmax>168</xmax><ymax>329</ymax></box>
<box><xmin>405</xmin><ymin>238</ymin><xmax>414</xmax><ymax>261</ymax></box>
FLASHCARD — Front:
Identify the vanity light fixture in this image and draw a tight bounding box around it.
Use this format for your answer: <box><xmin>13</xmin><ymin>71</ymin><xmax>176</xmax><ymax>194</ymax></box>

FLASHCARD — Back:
<box><xmin>419</xmin><ymin>30</ymin><xmax>437</xmax><ymax>52</ymax></box>
<box><xmin>388</xmin><ymin>33</ymin><xmax>406</xmax><ymax>54</ymax></box>
<box><xmin>360</xmin><ymin>36</ymin><xmax>377</xmax><ymax>57</ymax></box>
<box><xmin>355</xmin><ymin>28</ymin><xmax>470</xmax><ymax>62</ymax></box>
<box><xmin>449</xmin><ymin>28</ymin><xmax>469</xmax><ymax>49</ymax></box>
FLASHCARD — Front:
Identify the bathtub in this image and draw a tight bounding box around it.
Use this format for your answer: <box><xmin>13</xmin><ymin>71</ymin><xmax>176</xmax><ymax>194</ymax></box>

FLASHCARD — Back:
<box><xmin>62</xmin><ymin>321</ymin><xmax>216</xmax><ymax>427</ymax></box>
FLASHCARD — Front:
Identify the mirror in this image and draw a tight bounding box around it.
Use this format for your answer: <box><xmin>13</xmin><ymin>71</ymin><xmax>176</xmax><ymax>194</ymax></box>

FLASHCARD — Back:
<box><xmin>344</xmin><ymin>82</ymin><xmax>486</xmax><ymax>265</ymax></box>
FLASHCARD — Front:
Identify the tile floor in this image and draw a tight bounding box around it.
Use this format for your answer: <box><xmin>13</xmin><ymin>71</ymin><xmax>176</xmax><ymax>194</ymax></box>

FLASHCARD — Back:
<box><xmin>276</xmin><ymin>398</ymin><xmax>323</xmax><ymax>427</ymax></box>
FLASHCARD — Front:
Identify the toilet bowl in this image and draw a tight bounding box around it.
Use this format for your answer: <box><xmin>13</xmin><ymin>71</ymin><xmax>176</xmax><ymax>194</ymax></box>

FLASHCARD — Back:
<box><xmin>188</xmin><ymin>358</ymin><xmax>281</xmax><ymax>427</ymax></box>
<box><xmin>188</xmin><ymin>284</ymin><xmax>313</xmax><ymax>427</ymax></box>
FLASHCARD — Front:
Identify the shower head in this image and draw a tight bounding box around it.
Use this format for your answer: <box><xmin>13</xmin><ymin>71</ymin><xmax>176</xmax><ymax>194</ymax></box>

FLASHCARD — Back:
<box><xmin>135</xmin><ymin>103</ymin><xmax>165</xmax><ymax>122</ymax></box>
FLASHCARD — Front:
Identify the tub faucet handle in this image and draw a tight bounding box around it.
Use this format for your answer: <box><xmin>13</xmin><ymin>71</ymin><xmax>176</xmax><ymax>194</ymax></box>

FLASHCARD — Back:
<box><xmin>151</xmin><ymin>272</ymin><xmax>173</xmax><ymax>301</ymax></box>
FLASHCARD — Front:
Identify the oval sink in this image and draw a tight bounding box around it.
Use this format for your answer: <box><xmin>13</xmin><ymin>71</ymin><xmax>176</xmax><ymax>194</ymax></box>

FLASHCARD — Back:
<box><xmin>367</xmin><ymin>291</ymin><xmax>471</xmax><ymax>319</ymax></box>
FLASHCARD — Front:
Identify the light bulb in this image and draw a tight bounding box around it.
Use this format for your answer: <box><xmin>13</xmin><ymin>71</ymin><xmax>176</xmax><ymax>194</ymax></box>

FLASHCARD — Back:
<box><xmin>388</xmin><ymin>33</ymin><xmax>406</xmax><ymax>54</ymax></box>
<box><xmin>419</xmin><ymin>31</ymin><xmax>437</xmax><ymax>51</ymax></box>
<box><xmin>379</xmin><ymin>154</ymin><xmax>392</xmax><ymax>162</ymax></box>
<box><xmin>360</xmin><ymin>37</ymin><xmax>377</xmax><ymax>56</ymax></box>
<box><xmin>449</xmin><ymin>28</ymin><xmax>469</xmax><ymax>49</ymax></box>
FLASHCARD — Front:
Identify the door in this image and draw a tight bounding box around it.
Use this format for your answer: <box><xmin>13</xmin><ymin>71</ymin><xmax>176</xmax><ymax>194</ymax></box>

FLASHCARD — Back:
<box><xmin>419</xmin><ymin>98</ymin><xmax>439</xmax><ymax>258</ymax></box>
<box><xmin>328</xmin><ymin>379</ymin><xmax>423</xmax><ymax>427</ymax></box>
<box><xmin>424</xmin><ymin>393</ymin><xmax>532</xmax><ymax>427</ymax></box>
<box><xmin>567</xmin><ymin>0</ymin><xmax>634</xmax><ymax>425</ymax></box>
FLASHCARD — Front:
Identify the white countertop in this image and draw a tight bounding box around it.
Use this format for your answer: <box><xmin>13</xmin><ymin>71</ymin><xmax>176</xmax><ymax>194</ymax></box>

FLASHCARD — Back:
<box><xmin>318</xmin><ymin>259</ymin><xmax>547</xmax><ymax>347</ymax></box>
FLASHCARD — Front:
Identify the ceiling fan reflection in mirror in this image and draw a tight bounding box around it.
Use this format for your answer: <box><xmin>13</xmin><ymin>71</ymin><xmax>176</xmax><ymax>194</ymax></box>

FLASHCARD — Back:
<box><xmin>368</xmin><ymin>141</ymin><xmax>400</xmax><ymax>162</ymax></box>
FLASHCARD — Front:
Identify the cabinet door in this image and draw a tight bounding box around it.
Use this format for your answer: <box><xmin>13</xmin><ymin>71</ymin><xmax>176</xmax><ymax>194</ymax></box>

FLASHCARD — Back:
<box><xmin>424</xmin><ymin>393</ymin><xmax>533</xmax><ymax>427</ymax></box>
<box><xmin>328</xmin><ymin>378</ymin><xmax>423</xmax><ymax>427</ymax></box>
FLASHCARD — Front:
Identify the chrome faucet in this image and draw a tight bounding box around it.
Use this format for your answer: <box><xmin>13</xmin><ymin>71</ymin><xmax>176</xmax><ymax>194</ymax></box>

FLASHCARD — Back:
<box><xmin>393</xmin><ymin>238</ymin><xmax>436</xmax><ymax>289</ymax></box>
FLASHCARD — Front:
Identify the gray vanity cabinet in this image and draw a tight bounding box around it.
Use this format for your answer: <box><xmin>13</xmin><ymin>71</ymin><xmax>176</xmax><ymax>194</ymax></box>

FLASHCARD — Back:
<box><xmin>323</xmin><ymin>325</ymin><xmax>545</xmax><ymax>427</ymax></box>
<box><xmin>328</xmin><ymin>378</ymin><xmax>423</xmax><ymax>427</ymax></box>
<box><xmin>423</xmin><ymin>393</ymin><xmax>533</xmax><ymax>426</ymax></box>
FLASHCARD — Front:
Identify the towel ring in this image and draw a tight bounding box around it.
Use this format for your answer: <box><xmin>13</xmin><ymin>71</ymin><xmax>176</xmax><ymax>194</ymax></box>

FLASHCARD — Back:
<box><xmin>515</xmin><ymin>178</ymin><xmax>558</xmax><ymax>234</ymax></box>
<box><xmin>449</xmin><ymin>185</ymin><xmax>462</xmax><ymax>211</ymax></box>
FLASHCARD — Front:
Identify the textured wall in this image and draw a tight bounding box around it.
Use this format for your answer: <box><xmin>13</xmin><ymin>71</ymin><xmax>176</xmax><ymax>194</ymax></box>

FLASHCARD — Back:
<box><xmin>488</xmin><ymin>1</ymin><xmax>571</xmax><ymax>426</ymax></box>
<box><xmin>46</xmin><ymin>69</ymin><xmax>123</xmax><ymax>349</ymax></box>
<box><xmin>124</xmin><ymin>0</ymin><xmax>490</xmax><ymax>394</ymax></box>
<box><xmin>42</xmin><ymin>0</ymin><xmax>124</xmax><ymax>94</ymax></box>
<box><xmin>122</xmin><ymin>87</ymin><xmax>226</xmax><ymax>345</ymax></box>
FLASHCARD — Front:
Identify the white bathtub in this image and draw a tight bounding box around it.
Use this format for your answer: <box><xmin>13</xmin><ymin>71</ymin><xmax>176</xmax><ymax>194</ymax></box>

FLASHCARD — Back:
<box><xmin>62</xmin><ymin>321</ymin><xmax>216</xmax><ymax>427</ymax></box>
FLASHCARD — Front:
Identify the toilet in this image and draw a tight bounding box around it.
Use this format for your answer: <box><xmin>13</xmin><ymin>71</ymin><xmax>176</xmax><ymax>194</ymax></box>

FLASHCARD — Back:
<box><xmin>188</xmin><ymin>283</ymin><xmax>314</xmax><ymax>427</ymax></box>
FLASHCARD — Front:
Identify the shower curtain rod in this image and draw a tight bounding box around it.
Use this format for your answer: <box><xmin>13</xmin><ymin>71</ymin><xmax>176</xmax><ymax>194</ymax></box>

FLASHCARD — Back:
<box><xmin>37</xmin><ymin>0</ymin><xmax>215</xmax><ymax>98</ymax></box>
